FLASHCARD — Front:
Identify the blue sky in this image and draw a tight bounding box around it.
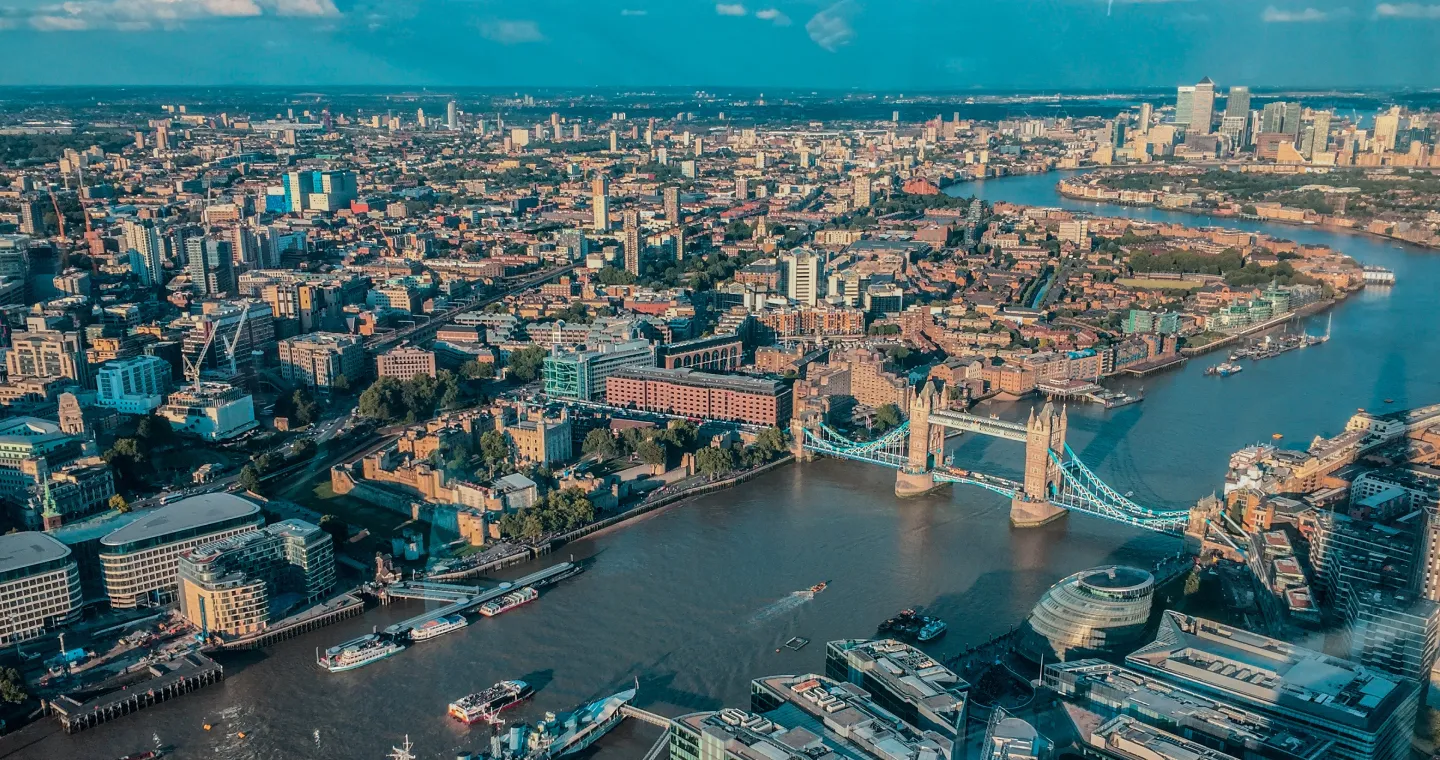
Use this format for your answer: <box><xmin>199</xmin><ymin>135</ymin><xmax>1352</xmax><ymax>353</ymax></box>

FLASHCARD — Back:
<box><xmin>0</xmin><ymin>0</ymin><xmax>1436</xmax><ymax>87</ymax></box>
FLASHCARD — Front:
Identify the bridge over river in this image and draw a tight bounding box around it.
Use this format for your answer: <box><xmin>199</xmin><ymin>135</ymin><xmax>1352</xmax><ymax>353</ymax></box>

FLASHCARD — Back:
<box><xmin>794</xmin><ymin>379</ymin><xmax>1192</xmax><ymax>533</ymax></box>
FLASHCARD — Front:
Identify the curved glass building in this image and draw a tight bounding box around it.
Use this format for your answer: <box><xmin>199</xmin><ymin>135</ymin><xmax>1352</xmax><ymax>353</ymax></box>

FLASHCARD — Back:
<box><xmin>1018</xmin><ymin>565</ymin><xmax>1155</xmax><ymax>663</ymax></box>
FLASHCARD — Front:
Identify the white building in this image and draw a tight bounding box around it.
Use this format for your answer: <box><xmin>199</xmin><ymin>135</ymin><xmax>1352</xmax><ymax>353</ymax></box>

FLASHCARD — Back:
<box><xmin>782</xmin><ymin>248</ymin><xmax>824</xmax><ymax>306</ymax></box>
<box><xmin>0</xmin><ymin>532</ymin><xmax>82</xmax><ymax>645</ymax></box>
<box><xmin>159</xmin><ymin>382</ymin><xmax>258</xmax><ymax>441</ymax></box>
<box><xmin>96</xmin><ymin>355</ymin><xmax>171</xmax><ymax>414</ymax></box>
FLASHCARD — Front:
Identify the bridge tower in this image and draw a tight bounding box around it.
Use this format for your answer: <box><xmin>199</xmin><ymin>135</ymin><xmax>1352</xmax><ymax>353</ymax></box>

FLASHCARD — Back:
<box><xmin>1012</xmin><ymin>402</ymin><xmax>1069</xmax><ymax>527</ymax></box>
<box><xmin>896</xmin><ymin>380</ymin><xmax>945</xmax><ymax>497</ymax></box>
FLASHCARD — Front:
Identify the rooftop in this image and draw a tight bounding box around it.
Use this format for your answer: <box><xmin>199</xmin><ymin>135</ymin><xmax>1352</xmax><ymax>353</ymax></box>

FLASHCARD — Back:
<box><xmin>101</xmin><ymin>493</ymin><xmax>262</xmax><ymax>549</ymax></box>
<box><xmin>0</xmin><ymin>531</ymin><xmax>72</xmax><ymax>576</ymax></box>
<box><xmin>611</xmin><ymin>366</ymin><xmax>786</xmax><ymax>395</ymax></box>
<box><xmin>827</xmin><ymin>639</ymin><xmax>969</xmax><ymax>717</ymax></box>
<box><xmin>1126</xmin><ymin>612</ymin><xmax>1413</xmax><ymax>731</ymax></box>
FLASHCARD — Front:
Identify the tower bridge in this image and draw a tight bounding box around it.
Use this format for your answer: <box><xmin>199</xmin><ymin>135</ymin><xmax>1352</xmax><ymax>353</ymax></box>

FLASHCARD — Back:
<box><xmin>795</xmin><ymin>380</ymin><xmax>1190</xmax><ymax>534</ymax></box>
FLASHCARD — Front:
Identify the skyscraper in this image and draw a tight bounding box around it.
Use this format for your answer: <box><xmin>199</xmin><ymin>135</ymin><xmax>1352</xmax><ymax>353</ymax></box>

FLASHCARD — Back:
<box><xmin>735</xmin><ymin>177</ymin><xmax>748</xmax><ymax>201</ymax></box>
<box><xmin>1260</xmin><ymin>101</ymin><xmax>1289</xmax><ymax>135</ymax></box>
<box><xmin>1225</xmin><ymin>86</ymin><xmax>1251</xmax><ymax>119</ymax></box>
<box><xmin>663</xmin><ymin>186</ymin><xmax>680</xmax><ymax>224</ymax></box>
<box><xmin>609</xmin><ymin>130</ymin><xmax>618</xmax><ymax>152</ymax></box>
<box><xmin>1190</xmin><ymin>77</ymin><xmax>1215</xmax><ymax>135</ymax></box>
<box><xmin>1174</xmin><ymin>86</ymin><xmax>1195</xmax><ymax>127</ymax></box>
<box><xmin>592</xmin><ymin>176</ymin><xmax>610</xmax><ymax>232</ymax></box>
<box><xmin>19</xmin><ymin>198</ymin><xmax>47</xmax><ymax>237</ymax></box>
<box><xmin>186</xmin><ymin>237</ymin><xmax>235</xmax><ymax>297</ymax></box>
<box><xmin>782</xmin><ymin>248</ymin><xmax>823</xmax><ymax>306</ymax></box>
<box><xmin>123</xmin><ymin>220</ymin><xmax>163</xmax><ymax>286</ymax></box>
<box><xmin>622</xmin><ymin>211</ymin><xmax>641</xmax><ymax>276</ymax></box>
<box><xmin>1374</xmin><ymin>107</ymin><xmax>1402</xmax><ymax>152</ymax></box>
<box><xmin>1311</xmin><ymin>110</ymin><xmax>1333</xmax><ymax>154</ymax></box>
<box><xmin>1137</xmin><ymin>102</ymin><xmax>1153</xmax><ymax>134</ymax></box>
<box><xmin>446</xmin><ymin>100</ymin><xmax>457</xmax><ymax>130</ymax></box>
<box><xmin>853</xmin><ymin>174</ymin><xmax>873</xmax><ymax>208</ymax></box>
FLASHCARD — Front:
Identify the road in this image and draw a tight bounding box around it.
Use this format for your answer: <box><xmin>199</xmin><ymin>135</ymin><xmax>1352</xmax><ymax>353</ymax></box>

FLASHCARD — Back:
<box><xmin>363</xmin><ymin>263</ymin><xmax>576</xmax><ymax>353</ymax></box>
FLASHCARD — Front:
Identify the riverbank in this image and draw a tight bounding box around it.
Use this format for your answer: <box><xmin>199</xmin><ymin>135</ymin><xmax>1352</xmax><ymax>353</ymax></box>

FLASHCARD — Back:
<box><xmin>1056</xmin><ymin>174</ymin><xmax>1440</xmax><ymax>252</ymax></box>
<box><xmin>1180</xmin><ymin>296</ymin><xmax>1344</xmax><ymax>357</ymax></box>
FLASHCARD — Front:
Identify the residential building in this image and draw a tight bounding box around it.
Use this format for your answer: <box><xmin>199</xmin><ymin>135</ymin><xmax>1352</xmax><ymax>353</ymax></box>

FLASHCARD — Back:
<box><xmin>592</xmin><ymin>175</ymin><xmax>610</xmax><ymax>231</ymax></box>
<box><xmin>123</xmin><ymin>219</ymin><xmax>164</xmax><ymax>286</ymax></box>
<box><xmin>278</xmin><ymin>332</ymin><xmax>366</xmax><ymax>389</ymax></box>
<box><xmin>782</xmin><ymin>248</ymin><xmax>824</xmax><ymax>306</ymax></box>
<box><xmin>0</xmin><ymin>532</ymin><xmax>82</xmax><ymax>645</ymax></box>
<box><xmin>186</xmin><ymin>237</ymin><xmax>235</xmax><ymax>296</ymax></box>
<box><xmin>623</xmin><ymin>210</ymin><xmax>641</xmax><ymax>275</ymax></box>
<box><xmin>664</xmin><ymin>185</ymin><xmax>681</xmax><ymax>224</ymax></box>
<box><xmin>605</xmin><ymin>367</ymin><xmax>792</xmax><ymax>425</ymax></box>
<box><xmin>99</xmin><ymin>493</ymin><xmax>266</xmax><ymax>609</ymax></box>
<box><xmin>95</xmin><ymin>355</ymin><xmax>171</xmax><ymax>414</ymax></box>
<box><xmin>376</xmin><ymin>346</ymin><xmax>437</xmax><ymax>381</ymax></box>
<box><xmin>177</xmin><ymin>519</ymin><xmax>335</xmax><ymax>639</ymax></box>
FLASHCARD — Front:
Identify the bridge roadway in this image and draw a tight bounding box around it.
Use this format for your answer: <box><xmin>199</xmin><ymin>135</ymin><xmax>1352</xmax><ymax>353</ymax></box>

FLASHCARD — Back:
<box><xmin>364</xmin><ymin>264</ymin><xmax>576</xmax><ymax>354</ymax></box>
<box><xmin>926</xmin><ymin>409</ymin><xmax>1028</xmax><ymax>442</ymax></box>
<box><xmin>382</xmin><ymin>561</ymin><xmax>579</xmax><ymax>638</ymax></box>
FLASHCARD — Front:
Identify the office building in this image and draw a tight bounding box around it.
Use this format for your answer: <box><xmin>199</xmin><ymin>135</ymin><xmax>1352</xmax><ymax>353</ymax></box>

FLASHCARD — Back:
<box><xmin>670</xmin><ymin>673</ymin><xmax>953</xmax><ymax>760</ymax></box>
<box><xmin>664</xmin><ymin>186</ymin><xmax>681</xmax><ymax>224</ymax></box>
<box><xmin>186</xmin><ymin>237</ymin><xmax>235</xmax><ymax>296</ymax></box>
<box><xmin>605</xmin><ymin>367</ymin><xmax>792</xmax><ymax>426</ymax></box>
<box><xmin>592</xmin><ymin>176</ymin><xmax>610</xmax><ymax>231</ymax></box>
<box><xmin>158</xmin><ymin>382</ymin><xmax>258</xmax><ymax>441</ymax></box>
<box><xmin>177</xmin><ymin>519</ymin><xmax>335</xmax><ymax>639</ymax></box>
<box><xmin>1374</xmin><ymin>107</ymin><xmax>1402</xmax><ymax>152</ymax></box>
<box><xmin>1310</xmin><ymin>111</ymin><xmax>1332</xmax><ymax>155</ymax></box>
<box><xmin>541</xmin><ymin>340</ymin><xmax>654</xmax><ymax>401</ymax></box>
<box><xmin>376</xmin><ymin>346</ymin><xmax>437</xmax><ymax>381</ymax></box>
<box><xmin>1345</xmin><ymin>591</ymin><xmax>1440</xmax><ymax>684</ymax></box>
<box><xmin>1219</xmin><ymin>115</ymin><xmax>1250</xmax><ymax>149</ymax></box>
<box><xmin>282</xmin><ymin>170</ymin><xmax>357</xmax><ymax>213</ymax></box>
<box><xmin>1018</xmin><ymin>565</ymin><xmax>1155</xmax><ymax>663</ymax></box>
<box><xmin>1175</xmin><ymin>86</ymin><xmax>1195</xmax><ymax>127</ymax></box>
<box><xmin>0</xmin><ymin>532</ymin><xmax>82</xmax><ymax>645</ymax></box>
<box><xmin>825</xmin><ymin>639</ymin><xmax>969</xmax><ymax>742</ymax></box>
<box><xmin>782</xmin><ymin>248</ymin><xmax>824</xmax><ymax>306</ymax></box>
<box><xmin>981</xmin><ymin>709</ymin><xmax>1049</xmax><ymax>760</ymax></box>
<box><xmin>6</xmin><ymin>330</ymin><xmax>88</xmax><ymax>385</ymax></box>
<box><xmin>446</xmin><ymin>100</ymin><xmax>457</xmax><ymax>130</ymax></box>
<box><xmin>0</xmin><ymin>417</ymin><xmax>84</xmax><ymax>506</ymax></box>
<box><xmin>1225</xmin><ymin>86</ymin><xmax>1251</xmax><ymax>119</ymax></box>
<box><xmin>1127</xmin><ymin>612</ymin><xmax>1419</xmax><ymax>760</ymax></box>
<box><xmin>623</xmin><ymin>210</ymin><xmax>642</xmax><ymax>275</ymax></box>
<box><xmin>99</xmin><ymin>493</ymin><xmax>266</xmax><ymax>609</ymax></box>
<box><xmin>95</xmin><ymin>355</ymin><xmax>171</xmax><ymax>415</ymax></box>
<box><xmin>1044</xmin><ymin>659</ymin><xmax>1332</xmax><ymax>760</ymax></box>
<box><xmin>277</xmin><ymin>332</ymin><xmax>366</xmax><ymax>389</ymax></box>
<box><xmin>1190</xmin><ymin>77</ymin><xmax>1216</xmax><ymax>135</ymax></box>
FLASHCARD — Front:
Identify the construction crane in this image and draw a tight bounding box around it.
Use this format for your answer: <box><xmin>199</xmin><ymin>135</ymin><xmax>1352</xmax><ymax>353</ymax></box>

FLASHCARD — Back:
<box><xmin>183</xmin><ymin>317</ymin><xmax>222</xmax><ymax>390</ymax></box>
<box><xmin>47</xmin><ymin>189</ymin><xmax>66</xmax><ymax>241</ymax></box>
<box><xmin>220</xmin><ymin>302</ymin><xmax>252</xmax><ymax>376</ymax></box>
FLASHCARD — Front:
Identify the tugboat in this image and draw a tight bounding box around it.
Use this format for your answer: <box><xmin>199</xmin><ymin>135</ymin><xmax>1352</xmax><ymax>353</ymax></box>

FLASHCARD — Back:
<box><xmin>449</xmin><ymin>680</ymin><xmax>535</xmax><ymax>725</ymax></box>
<box><xmin>878</xmin><ymin>609</ymin><xmax>948</xmax><ymax>642</ymax></box>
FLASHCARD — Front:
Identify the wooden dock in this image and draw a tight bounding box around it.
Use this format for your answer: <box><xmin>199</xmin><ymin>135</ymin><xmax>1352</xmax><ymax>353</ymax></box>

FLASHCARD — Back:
<box><xmin>49</xmin><ymin>654</ymin><xmax>224</xmax><ymax>734</ymax></box>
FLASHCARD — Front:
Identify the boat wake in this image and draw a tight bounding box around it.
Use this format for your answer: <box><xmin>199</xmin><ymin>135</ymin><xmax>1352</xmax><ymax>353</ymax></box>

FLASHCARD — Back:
<box><xmin>749</xmin><ymin>591</ymin><xmax>814</xmax><ymax>624</ymax></box>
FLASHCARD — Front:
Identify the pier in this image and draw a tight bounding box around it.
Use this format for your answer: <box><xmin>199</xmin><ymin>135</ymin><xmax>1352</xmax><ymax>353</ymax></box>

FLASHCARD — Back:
<box><xmin>376</xmin><ymin>561</ymin><xmax>581</xmax><ymax>639</ymax></box>
<box><xmin>49</xmin><ymin>654</ymin><xmax>224</xmax><ymax>734</ymax></box>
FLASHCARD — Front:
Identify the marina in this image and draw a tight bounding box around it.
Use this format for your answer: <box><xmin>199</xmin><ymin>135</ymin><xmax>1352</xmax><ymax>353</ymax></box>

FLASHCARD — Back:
<box><xmin>319</xmin><ymin>561</ymin><xmax>583</xmax><ymax>672</ymax></box>
<box><xmin>1037</xmin><ymin>378</ymin><xmax>1144</xmax><ymax>408</ymax></box>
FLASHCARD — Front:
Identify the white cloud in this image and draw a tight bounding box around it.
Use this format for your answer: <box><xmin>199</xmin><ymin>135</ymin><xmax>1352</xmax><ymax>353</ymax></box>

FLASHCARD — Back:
<box><xmin>1375</xmin><ymin>2</ymin><xmax>1440</xmax><ymax>17</ymax></box>
<box><xmin>619</xmin><ymin>8</ymin><xmax>647</xmax><ymax>15</ymax></box>
<box><xmin>12</xmin><ymin>0</ymin><xmax>334</xmax><ymax>30</ymax></box>
<box><xmin>715</xmin><ymin>3</ymin><xmax>747</xmax><ymax>16</ymax></box>
<box><xmin>479</xmin><ymin>18</ymin><xmax>543</xmax><ymax>43</ymax></box>
<box><xmin>755</xmin><ymin>7</ymin><xmax>790</xmax><ymax>24</ymax></box>
<box><xmin>1262</xmin><ymin>5</ymin><xmax>1332</xmax><ymax>20</ymax></box>
<box><xmin>806</xmin><ymin>0</ymin><xmax>857</xmax><ymax>51</ymax></box>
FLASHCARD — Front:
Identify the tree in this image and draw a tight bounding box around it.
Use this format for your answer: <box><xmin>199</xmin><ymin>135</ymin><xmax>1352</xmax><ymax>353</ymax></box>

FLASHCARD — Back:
<box><xmin>506</xmin><ymin>346</ymin><xmax>548</xmax><ymax>383</ymax></box>
<box><xmin>318</xmin><ymin>514</ymin><xmax>348</xmax><ymax>545</ymax></box>
<box><xmin>135</xmin><ymin>414</ymin><xmax>173</xmax><ymax>448</ymax></box>
<box><xmin>582</xmin><ymin>429</ymin><xmax>619</xmax><ymax>459</ymax></box>
<box><xmin>358</xmin><ymin>376</ymin><xmax>405</xmax><ymax>421</ymax></box>
<box><xmin>659</xmin><ymin>420</ymin><xmax>699</xmax><ymax>453</ymax></box>
<box><xmin>1184</xmin><ymin>569</ymin><xmax>1201</xmax><ymax>597</ymax></box>
<box><xmin>238</xmin><ymin>465</ymin><xmax>262</xmax><ymax>493</ymax></box>
<box><xmin>332</xmin><ymin>374</ymin><xmax>350</xmax><ymax>393</ymax></box>
<box><xmin>479</xmin><ymin>430</ymin><xmax>510</xmax><ymax>476</ymax></box>
<box><xmin>636</xmin><ymin>439</ymin><xmax>667</xmax><ymax>467</ymax></box>
<box><xmin>108</xmin><ymin>494</ymin><xmax>130</xmax><ymax>514</ymax></box>
<box><xmin>0</xmin><ymin>667</ymin><xmax>27</xmax><ymax>704</ymax></box>
<box><xmin>597</xmin><ymin>266</ymin><xmax>637</xmax><ymax>286</ymax></box>
<box><xmin>752</xmin><ymin>427</ymin><xmax>787</xmax><ymax>460</ymax></box>
<box><xmin>290</xmin><ymin>438</ymin><xmax>317</xmax><ymax>461</ymax></box>
<box><xmin>460</xmin><ymin>359</ymin><xmax>494</xmax><ymax>380</ymax></box>
<box><xmin>695</xmin><ymin>446</ymin><xmax>736</xmax><ymax>476</ymax></box>
<box><xmin>874</xmin><ymin>404</ymin><xmax>904</xmax><ymax>434</ymax></box>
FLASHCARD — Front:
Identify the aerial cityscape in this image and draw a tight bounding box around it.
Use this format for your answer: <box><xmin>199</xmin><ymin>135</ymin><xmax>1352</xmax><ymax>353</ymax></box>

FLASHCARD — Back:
<box><xmin>0</xmin><ymin>8</ymin><xmax>1438</xmax><ymax>760</ymax></box>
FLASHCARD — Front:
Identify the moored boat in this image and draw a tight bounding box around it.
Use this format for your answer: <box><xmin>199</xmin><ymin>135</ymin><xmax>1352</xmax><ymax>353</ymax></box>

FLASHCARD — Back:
<box><xmin>449</xmin><ymin>680</ymin><xmax>535</xmax><ymax>725</ymax></box>
<box><xmin>317</xmin><ymin>634</ymin><xmax>404</xmax><ymax>673</ymax></box>
<box><xmin>480</xmin><ymin>587</ymin><xmax>539</xmax><ymax>617</ymax></box>
<box><xmin>409</xmin><ymin>614</ymin><xmax>469</xmax><ymax>642</ymax></box>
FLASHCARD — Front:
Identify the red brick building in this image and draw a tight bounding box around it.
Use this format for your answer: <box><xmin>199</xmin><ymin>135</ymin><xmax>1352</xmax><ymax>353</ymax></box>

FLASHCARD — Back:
<box><xmin>605</xmin><ymin>367</ymin><xmax>792</xmax><ymax>426</ymax></box>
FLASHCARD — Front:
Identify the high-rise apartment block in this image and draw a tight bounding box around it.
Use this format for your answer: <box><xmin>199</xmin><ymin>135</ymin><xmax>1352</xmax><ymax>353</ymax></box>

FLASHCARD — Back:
<box><xmin>782</xmin><ymin>248</ymin><xmax>824</xmax><ymax>306</ymax></box>
<box><xmin>592</xmin><ymin>176</ymin><xmax>610</xmax><ymax>231</ymax></box>
<box><xmin>278</xmin><ymin>332</ymin><xmax>367</xmax><ymax>389</ymax></box>
<box><xmin>177</xmin><ymin>519</ymin><xmax>335</xmax><ymax>639</ymax></box>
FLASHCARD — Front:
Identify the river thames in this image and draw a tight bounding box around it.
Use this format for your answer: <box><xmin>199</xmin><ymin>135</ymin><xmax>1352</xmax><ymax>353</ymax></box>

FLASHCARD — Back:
<box><xmin>7</xmin><ymin>171</ymin><xmax>1440</xmax><ymax>760</ymax></box>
